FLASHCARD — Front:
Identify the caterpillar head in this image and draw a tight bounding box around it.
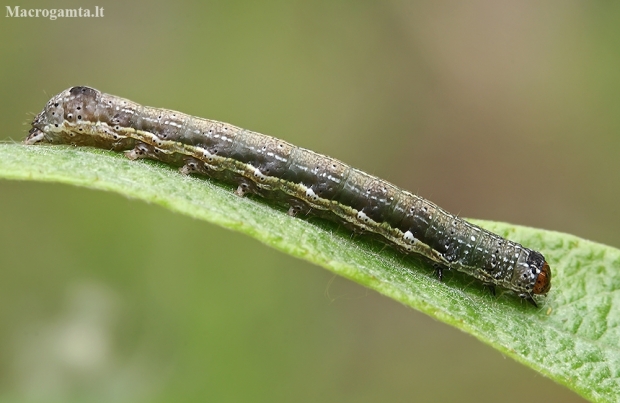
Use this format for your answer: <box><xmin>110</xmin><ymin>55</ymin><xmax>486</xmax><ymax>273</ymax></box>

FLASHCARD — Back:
<box><xmin>525</xmin><ymin>250</ymin><xmax>551</xmax><ymax>295</ymax></box>
<box><xmin>533</xmin><ymin>259</ymin><xmax>551</xmax><ymax>295</ymax></box>
<box><xmin>25</xmin><ymin>86</ymin><xmax>100</xmax><ymax>145</ymax></box>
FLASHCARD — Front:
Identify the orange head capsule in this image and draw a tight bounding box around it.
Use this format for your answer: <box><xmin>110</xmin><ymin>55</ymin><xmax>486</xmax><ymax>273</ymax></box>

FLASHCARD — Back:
<box><xmin>533</xmin><ymin>261</ymin><xmax>551</xmax><ymax>295</ymax></box>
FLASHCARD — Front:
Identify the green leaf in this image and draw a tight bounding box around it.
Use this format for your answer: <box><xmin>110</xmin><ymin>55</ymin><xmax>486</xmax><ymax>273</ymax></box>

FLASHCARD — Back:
<box><xmin>1</xmin><ymin>143</ymin><xmax>617</xmax><ymax>403</ymax></box>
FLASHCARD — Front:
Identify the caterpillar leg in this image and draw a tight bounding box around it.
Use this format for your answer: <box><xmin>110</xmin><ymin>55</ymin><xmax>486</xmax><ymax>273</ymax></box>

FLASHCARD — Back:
<box><xmin>433</xmin><ymin>263</ymin><xmax>446</xmax><ymax>282</ymax></box>
<box><xmin>484</xmin><ymin>284</ymin><xmax>496</xmax><ymax>297</ymax></box>
<box><xmin>125</xmin><ymin>143</ymin><xmax>153</xmax><ymax>160</ymax></box>
<box><xmin>287</xmin><ymin>201</ymin><xmax>311</xmax><ymax>217</ymax></box>
<box><xmin>180</xmin><ymin>157</ymin><xmax>210</xmax><ymax>176</ymax></box>
<box><xmin>521</xmin><ymin>294</ymin><xmax>538</xmax><ymax>307</ymax></box>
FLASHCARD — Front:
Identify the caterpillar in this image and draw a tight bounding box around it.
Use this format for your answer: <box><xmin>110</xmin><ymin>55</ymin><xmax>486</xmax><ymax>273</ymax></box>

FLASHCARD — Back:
<box><xmin>26</xmin><ymin>86</ymin><xmax>551</xmax><ymax>306</ymax></box>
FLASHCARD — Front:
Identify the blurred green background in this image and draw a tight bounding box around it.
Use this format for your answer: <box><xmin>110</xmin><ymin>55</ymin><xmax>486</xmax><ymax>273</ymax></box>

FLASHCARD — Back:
<box><xmin>1</xmin><ymin>1</ymin><xmax>619</xmax><ymax>402</ymax></box>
